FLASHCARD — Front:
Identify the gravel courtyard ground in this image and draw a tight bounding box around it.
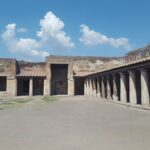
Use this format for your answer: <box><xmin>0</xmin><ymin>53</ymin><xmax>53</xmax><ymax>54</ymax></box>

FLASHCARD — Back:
<box><xmin>0</xmin><ymin>96</ymin><xmax>150</xmax><ymax>150</ymax></box>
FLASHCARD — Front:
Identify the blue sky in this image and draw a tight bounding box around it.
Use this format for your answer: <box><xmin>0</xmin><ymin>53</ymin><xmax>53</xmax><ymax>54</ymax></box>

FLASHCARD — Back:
<box><xmin>0</xmin><ymin>0</ymin><xmax>150</xmax><ymax>61</ymax></box>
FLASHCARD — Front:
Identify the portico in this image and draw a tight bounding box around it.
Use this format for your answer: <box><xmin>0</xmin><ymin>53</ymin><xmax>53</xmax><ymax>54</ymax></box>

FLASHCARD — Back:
<box><xmin>84</xmin><ymin>57</ymin><xmax>150</xmax><ymax>107</ymax></box>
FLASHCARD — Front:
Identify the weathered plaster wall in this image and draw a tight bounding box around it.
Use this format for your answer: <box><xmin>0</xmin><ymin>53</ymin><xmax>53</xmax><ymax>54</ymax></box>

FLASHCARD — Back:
<box><xmin>47</xmin><ymin>56</ymin><xmax>124</xmax><ymax>77</ymax></box>
<box><xmin>0</xmin><ymin>59</ymin><xmax>16</xmax><ymax>76</ymax></box>
<box><xmin>125</xmin><ymin>45</ymin><xmax>150</xmax><ymax>62</ymax></box>
<box><xmin>0</xmin><ymin>59</ymin><xmax>17</xmax><ymax>96</ymax></box>
<box><xmin>72</xmin><ymin>56</ymin><xmax>124</xmax><ymax>76</ymax></box>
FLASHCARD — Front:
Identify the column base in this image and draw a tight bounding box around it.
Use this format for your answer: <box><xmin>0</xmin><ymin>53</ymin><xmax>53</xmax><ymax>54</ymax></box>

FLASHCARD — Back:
<box><xmin>113</xmin><ymin>95</ymin><xmax>119</xmax><ymax>101</ymax></box>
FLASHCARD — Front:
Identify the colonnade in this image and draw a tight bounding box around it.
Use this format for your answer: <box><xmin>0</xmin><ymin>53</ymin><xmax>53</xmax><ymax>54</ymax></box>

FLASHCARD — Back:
<box><xmin>84</xmin><ymin>69</ymin><xmax>150</xmax><ymax>106</ymax></box>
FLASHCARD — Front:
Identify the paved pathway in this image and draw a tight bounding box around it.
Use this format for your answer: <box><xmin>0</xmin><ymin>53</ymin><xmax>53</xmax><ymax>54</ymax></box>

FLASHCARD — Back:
<box><xmin>0</xmin><ymin>96</ymin><xmax>150</xmax><ymax>150</ymax></box>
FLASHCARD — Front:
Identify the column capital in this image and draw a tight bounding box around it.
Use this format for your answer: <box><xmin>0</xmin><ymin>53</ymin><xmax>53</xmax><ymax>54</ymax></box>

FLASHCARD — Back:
<box><xmin>140</xmin><ymin>68</ymin><xmax>147</xmax><ymax>73</ymax></box>
<box><xmin>101</xmin><ymin>76</ymin><xmax>105</xmax><ymax>79</ymax></box>
<box><xmin>119</xmin><ymin>72</ymin><xmax>126</xmax><ymax>76</ymax></box>
<box><xmin>96</xmin><ymin>76</ymin><xmax>99</xmax><ymax>80</ymax></box>
<box><xmin>112</xmin><ymin>73</ymin><xmax>116</xmax><ymax>77</ymax></box>
<box><xmin>128</xmin><ymin>70</ymin><xmax>135</xmax><ymax>74</ymax></box>
<box><xmin>92</xmin><ymin>76</ymin><xmax>96</xmax><ymax>80</ymax></box>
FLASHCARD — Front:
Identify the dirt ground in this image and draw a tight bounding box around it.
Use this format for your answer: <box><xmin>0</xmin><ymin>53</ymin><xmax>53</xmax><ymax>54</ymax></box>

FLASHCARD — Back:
<box><xmin>0</xmin><ymin>96</ymin><xmax>150</xmax><ymax>150</ymax></box>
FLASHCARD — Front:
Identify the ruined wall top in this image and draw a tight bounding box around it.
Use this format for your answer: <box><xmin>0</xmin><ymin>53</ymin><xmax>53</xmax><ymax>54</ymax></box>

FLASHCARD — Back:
<box><xmin>46</xmin><ymin>55</ymin><xmax>121</xmax><ymax>62</ymax></box>
<box><xmin>46</xmin><ymin>55</ymin><xmax>124</xmax><ymax>76</ymax></box>
<box><xmin>0</xmin><ymin>58</ymin><xmax>16</xmax><ymax>76</ymax></box>
<box><xmin>125</xmin><ymin>45</ymin><xmax>150</xmax><ymax>62</ymax></box>
<box><xmin>1</xmin><ymin>45</ymin><xmax>150</xmax><ymax>77</ymax></box>
<box><xmin>46</xmin><ymin>55</ymin><xmax>73</xmax><ymax>64</ymax></box>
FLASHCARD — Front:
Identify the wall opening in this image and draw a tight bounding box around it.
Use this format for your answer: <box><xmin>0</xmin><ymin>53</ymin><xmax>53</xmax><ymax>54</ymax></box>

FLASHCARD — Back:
<box><xmin>135</xmin><ymin>71</ymin><xmax>141</xmax><ymax>104</ymax></box>
<box><xmin>104</xmin><ymin>76</ymin><xmax>107</xmax><ymax>98</ymax></box>
<box><xmin>74</xmin><ymin>77</ymin><xmax>84</xmax><ymax>95</ymax></box>
<box><xmin>99</xmin><ymin>77</ymin><xmax>102</xmax><ymax>97</ymax></box>
<box><xmin>51</xmin><ymin>64</ymin><xmax>68</xmax><ymax>95</ymax></box>
<box><xmin>33</xmin><ymin>78</ymin><xmax>44</xmax><ymax>96</ymax></box>
<box><xmin>125</xmin><ymin>73</ymin><xmax>130</xmax><ymax>103</ymax></box>
<box><xmin>0</xmin><ymin>77</ymin><xmax>7</xmax><ymax>91</ymax></box>
<box><xmin>95</xmin><ymin>78</ymin><xmax>98</xmax><ymax>95</ymax></box>
<box><xmin>109</xmin><ymin>75</ymin><xmax>113</xmax><ymax>99</ymax></box>
<box><xmin>116</xmin><ymin>74</ymin><xmax>120</xmax><ymax>101</ymax></box>
<box><xmin>17</xmin><ymin>78</ymin><xmax>29</xmax><ymax>96</ymax></box>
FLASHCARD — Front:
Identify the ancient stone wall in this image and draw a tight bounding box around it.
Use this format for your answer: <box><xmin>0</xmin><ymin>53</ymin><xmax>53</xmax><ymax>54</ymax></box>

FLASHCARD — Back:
<box><xmin>0</xmin><ymin>59</ymin><xmax>16</xmax><ymax>76</ymax></box>
<box><xmin>47</xmin><ymin>55</ymin><xmax>124</xmax><ymax>77</ymax></box>
<box><xmin>0</xmin><ymin>59</ymin><xmax>17</xmax><ymax>96</ymax></box>
<box><xmin>125</xmin><ymin>45</ymin><xmax>150</xmax><ymax>62</ymax></box>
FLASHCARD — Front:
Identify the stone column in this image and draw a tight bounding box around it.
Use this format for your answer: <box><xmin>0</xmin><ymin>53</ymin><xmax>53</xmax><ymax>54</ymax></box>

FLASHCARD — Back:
<box><xmin>68</xmin><ymin>63</ymin><xmax>74</xmax><ymax>96</ymax></box>
<box><xmin>84</xmin><ymin>79</ymin><xmax>87</xmax><ymax>96</ymax></box>
<box><xmin>84</xmin><ymin>79</ymin><xmax>86</xmax><ymax>95</ymax></box>
<box><xmin>29</xmin><ymin>78</ymin><xmax>33</xmax><ymax>96</ymax></box>
<box><xmin>120</xmin><ymin>73</ymin><xmax>127</xmax><ymax>103</ymax></box>
<box><xmin>86</xmin><ymin>79</ymin><xmax>88</xmax><ymax>96</ymax></box>
<box><xmin>92</xmin><ymin>78</ymin><xmax>97</xmax><ymax>97</ymax></box>
<box><xmin>129</xmin><ymin>71</ymin><xmax>137</xmax><ymax>105</ymax></box>
<box><xmin>89</xmin><ymin>78</ymin><xmax>93</xmax><ymax>96</ymax></box>
<box><xmin>44</xmin><ymin>79</ymin><xmax>50</xmax><ymax>96</ymax></box>
<box><xmin>87</xmin><ymin>79</ymin><xmax>90</xmax><ymax>96</ymax></box>
<box><xmin>96</xmin><ymin>77</ymin><xmax>100</xmax><ymax>97</ymax></box>
<box><xmin>99</xmin><ymin>77</ymin><xmax>102</xmax><ymax>98</ymax></box>
<box><xmin>112</xmin><ymin>74</ymin><xmax>118</xmax><ymax>101</ymax></box>
<box><xmin>101</xmin><ymin>76</ymin><xmax>105</xmax><ymax>98</ymax></box>
<box><xmin>107</xmin><ymin>75</ymin><xmax>111</xmax><ymax>100</ymax></box>
<box><xmin>68</xmin><ymin>78</ymin><xmax>74</xmax><ymax>96</ymax></box>
<box><xmin>7</xmin><ymin>77</ymin><xmax>17</xmax><ymax>96</ymax></box>
<box><xmin>87</xmin><ymin>79</ymin><xmax>89</xmax><ymax>95</ymax></box>
<box><xmin>88</xmin><ymin>79</ymin><xmax>90</xmax><ymax>96</ymax></box>
<box><xmin>44</xmin><ymin>63</ymin><xmax>51</xmax><ymax>96</ymax></box>
<box><xmin>91</xmin><ymin>78</ymin><xmax>93</xmax><ymax>96</ymax></box>
<box><xmin>141</xmin><ymin>69</ymin><xmax>149</xmax><ymax>106</ymax></box>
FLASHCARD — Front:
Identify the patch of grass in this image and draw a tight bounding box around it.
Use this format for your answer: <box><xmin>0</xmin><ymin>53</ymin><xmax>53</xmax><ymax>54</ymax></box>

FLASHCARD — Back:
<box><xmin>13</xmin><ymin>98</ymin><xmax>31</xmax><ymax>104</ymax></box>
<box><xmin>42</xmin><ymin>96</ymin><xmax>58</xmax><ymax>103</ymax></box>
<box><xmin>0</xmin><ymin>96</ymin><xmax>58</xmax><ymax>110</ymax></box>
<box><xmin>0</xmin><ymin>98</ymin><xmax>32</xmax><ymax>110</ymax></box>
<box><xmin>0</xmin><ymin>102</ymin><xmax>20</xmax><ymax>110</ymax></box>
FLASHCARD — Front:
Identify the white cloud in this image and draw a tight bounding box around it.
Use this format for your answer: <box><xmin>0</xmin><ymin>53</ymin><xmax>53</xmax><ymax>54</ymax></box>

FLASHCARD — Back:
<box><xmin>79</xmin><ymin>24</ymin><xmax>131</xmax><ymax>50</ymax></box>
<box><xmin>1</xmin><ymin>23</ymin><xmax>49</xmax><ymax>60</ymax></box>
<box><xmin>37</xmin><ymin>11</ymin><xmax>75</xmax><ymax>50</ymax></box>
<box><xmin>1</xmin><ymin>11</ymin><xmax>75</xmax><ymax>60</ymax></box>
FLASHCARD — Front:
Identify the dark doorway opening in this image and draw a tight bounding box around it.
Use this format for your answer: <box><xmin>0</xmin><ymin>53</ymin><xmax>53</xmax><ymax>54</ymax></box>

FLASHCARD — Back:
<box><xmin>0</xmin><ymin>77</ymin><xmax>7</xmax><ymax>91</ymax></box>
<box><xmin>99</xmin><ymin>77</ymin><xmax>102</xmax><ymax>96</ymax></box>
<box><xmin>135</xmin><ymin>71</ymin><xmax>141</xmax><ymax>104</ymax></box>
<box><xmin>109</xmin><ymin>75</ymin><xmax>113</xmax><ymax>99</ymax></box>
<box><xmin>33</xmin><ymin>78</ymin><xmax>44</xmax><ymax>95</ymax></box>
<box><xmin>74</xmin><ymin>77</ymin><xmax>84</xmax><ymax>95</ymax></box>
<box><xmin>116</xmin><ymin>74</ymin><xmax>120</xmax><ymax>101</ymax></box>
<box><xmin>104</xmin><ymin>76</ymin><xmax>107</xmax><ymax>98</ymax></box>
<box><xmin>125</xmin><ymin>73</ymin><xmax>130</xmax><ymax>103</ymax></box>
<box><xmin>17</xmin><ymin>78</ymin><xmax>29</xmax><ymax>96</ymax></box>
<box><xmin>51</xmin><ymin>64</ymin><xmax>68</xmax><ymax>95</ymax></box>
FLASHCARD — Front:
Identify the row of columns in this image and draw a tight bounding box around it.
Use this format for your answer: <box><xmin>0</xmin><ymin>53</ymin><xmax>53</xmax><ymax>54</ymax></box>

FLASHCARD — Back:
<box><xmin>84</xmin><ymin>69</ymin><xmax>150</xmax><ymax>106</ymax></box>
